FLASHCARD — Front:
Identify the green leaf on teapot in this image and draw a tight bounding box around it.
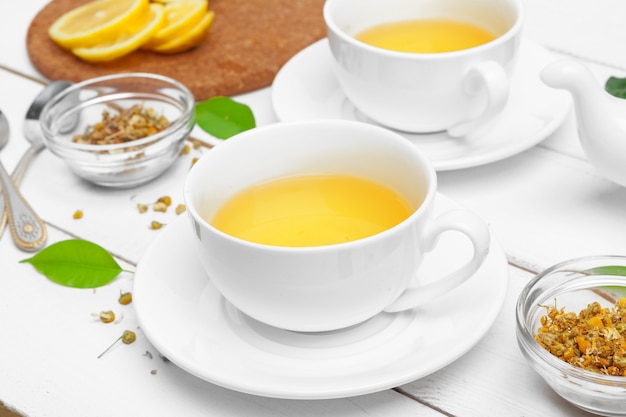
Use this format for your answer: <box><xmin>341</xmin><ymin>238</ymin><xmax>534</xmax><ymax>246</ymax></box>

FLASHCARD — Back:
<box><xmin>20</xmin><ymin>239</ymin><xmax>127</xmax><ymax>288</ymax></box>
<box><xmin>605</xmin><ymin>76</ymin><xmax>626</xmax><ymax>98</ymax></box>
<box><xmin>195</xmin><ymin>96</ymin><xmax>256</xmax><ymax>139</ymax></box>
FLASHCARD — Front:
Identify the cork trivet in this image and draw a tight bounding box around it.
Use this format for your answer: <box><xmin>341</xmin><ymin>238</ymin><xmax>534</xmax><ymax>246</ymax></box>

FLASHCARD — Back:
<box><xmin>26</xmin><ymin>0</ymin><xmax>327</xmax><ymax>101</ymax></box>
<box><xmin>0</xmin><ymin>402</ymin><xmax>25</xmax><ymax>417</ymax></box>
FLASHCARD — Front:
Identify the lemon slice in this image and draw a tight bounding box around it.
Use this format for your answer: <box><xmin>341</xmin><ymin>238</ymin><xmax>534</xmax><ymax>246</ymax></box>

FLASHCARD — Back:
<box><xmin>72</xmin><ymin>3</ymin><xmax>166</xmax><ymax>63</ymax></box>
<box><xmin>49</xmin><ymin>0</ymin><xmax>149</xmax><ymax>49</ymax></box>
<box><xmin>150</xmin><ymin>10</ymin><xmax>214</xmax><ymax>54</ymax></box>
<box><xmin>147</xmin><ymin>0</ymin><xmax>208</xmax><ymax>46</ymax></box>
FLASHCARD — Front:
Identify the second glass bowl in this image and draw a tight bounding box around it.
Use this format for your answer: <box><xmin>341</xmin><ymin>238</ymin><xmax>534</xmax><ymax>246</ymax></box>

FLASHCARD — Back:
<box><xmin>516</xmin><ymin>255</ymin><xmax>626</xmax><ymax>416</ymax></box>
<box><xmin>40</xmin><ymin>73</ymin><xmax>195</xmax><ymax>188</ymax></box>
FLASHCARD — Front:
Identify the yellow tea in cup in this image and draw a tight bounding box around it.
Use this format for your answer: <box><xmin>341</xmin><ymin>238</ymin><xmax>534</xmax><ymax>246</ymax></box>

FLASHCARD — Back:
<box><xmin>210</xmin><ymin>174</ymin><xmax>414</xmax><ymax>247</ymax></box>
<box><xmin>355</xmin><ymin>19</ymin><xmax>496</xmax><ymax>53</ymax></box>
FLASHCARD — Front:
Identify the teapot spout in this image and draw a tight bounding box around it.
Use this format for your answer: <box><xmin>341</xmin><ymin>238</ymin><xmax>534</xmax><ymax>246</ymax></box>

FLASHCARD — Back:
<box><xmin>540</xmin><ymin>60</ymin><xmax>619</xmax><ymax>133</ymax></box>
<box><xmin>541</xmin><ymin>59</ymin><xmax>626</xmax><ymax>187</ymax></box>
<box><xmin>540</xmin><ymin>60</ymin><xmax>601</xmax><ymax>97</ymax></box>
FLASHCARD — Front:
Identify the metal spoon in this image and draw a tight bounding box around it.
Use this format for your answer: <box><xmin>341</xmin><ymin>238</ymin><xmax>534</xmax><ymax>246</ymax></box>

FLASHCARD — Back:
<box><xmin>0</xmin><ymin>109</ymin><xmax>47</xmax><ymax>251</ymax></box>
<box><xmin>0</xmin><ymin>81</ymin><xmax>72</xmax><ymax>251</ymax></box>
<box><xmin>20</xmin><ymin>81</ymin><xmax>73</xmax><ymax>181</ymax></box>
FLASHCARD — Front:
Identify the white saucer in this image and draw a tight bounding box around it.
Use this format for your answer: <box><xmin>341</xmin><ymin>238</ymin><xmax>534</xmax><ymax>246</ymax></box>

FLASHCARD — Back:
<box><xmin>133</xmin><ymin>193</ymin><xmax>508</xmax><ymax>399</ymax></box>
<box><xmin>271</xmin><ymin>38</ymin><xmax>572</xmax><ymax>171</ymax></box>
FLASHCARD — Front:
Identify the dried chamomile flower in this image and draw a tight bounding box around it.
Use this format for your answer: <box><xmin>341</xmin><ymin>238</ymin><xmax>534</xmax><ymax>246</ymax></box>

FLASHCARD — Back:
<box><xmin>99</xmin><ymin>310</ymin><xmax>115</xmax><ymax>323</ymax></box>
<box><xmin>73</xmin><ymin>209</ymin><xmax>83</xmax><ymax>219</ymax></box>
<box><xmin>157</xmin><ymin>196</ymin><xmax>172</xmax><ymax>206</ymax></box>
<box><xmin>534</xmin><ymin>297</ymin><xmax>626</xmax><ymax>376</ymax></box>
<box><xmin>139</xmin><ymin>196</ymin><xmax>175</xmax><ymax>217</ymax></box>
<box><xmin>175</xmin><ymin>204</ymin><xmax>186</xmax><ymax>215</ymax></box>
<box><xmin>153</xmin><ymin>202</ymin><xmax>168</xmax><ymax>212</ymax></box>
<box><xmin>118</xmin><ymin>291</ymin><xmax>133</xmax><ymax>305</ymax></box>
<box><xmin>98</xmin><ymin>330</ymin><xmax>137</xmax><ymax>359</ymax></box>
<box><xmin>150</xmin><ymin>221</ymin><xmax>164</xmax><ymax>230</ymax></box>
<box><xmin>121</xmin><ymin>330</ymin><xmax>136</xmax><ymax>344</ymax></box>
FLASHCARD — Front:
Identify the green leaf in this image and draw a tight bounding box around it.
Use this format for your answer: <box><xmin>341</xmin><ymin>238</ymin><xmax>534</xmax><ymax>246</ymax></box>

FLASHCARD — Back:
<box><xmin>586</xmin><ymin>265</ymin><xmax>626</xmax><ymax>297</ymax></box>
<box><xmin>20</xmin><ymin>239</ymin><xmax>123</xmax><ymax>288</ymax></box>
<box><xmin>587</xmin><ymin>265</ymin><xmax>626</xmax><ymax>277</ymax></box>
<box><xmin>605</xmin><ymin>76</ymin><xmax>626</xmax><ymax>98</ymax></box>
<box><xmin>195</xmin><ymin>96</ymin><xmax>256</xmax><ymax>139</ymax></box>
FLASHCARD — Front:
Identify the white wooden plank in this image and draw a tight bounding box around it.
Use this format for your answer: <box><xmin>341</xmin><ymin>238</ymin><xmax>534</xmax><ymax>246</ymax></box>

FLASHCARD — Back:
<box><xmin>523</xmin><ymin>0</ymin><xmax>626</xmax><ymax>70</ymax></box>
<box><xmin>0</xmin><ymin>222</ymin><xmax>444</xmax><ymax>417</ymax></box>
<box><xmin>438</xmin><ymin>144</ymin><xmax>626</xmax><ymax>272</ymax></box>
<box><xmin>398</xmin><ymin>266</ymin><xmax>593</xmax><ymax>416</ymax></box>
<box><xmin>0</xmin><ymin>1</ymin><xmax>49</xmax><ymax>79</ymax></box>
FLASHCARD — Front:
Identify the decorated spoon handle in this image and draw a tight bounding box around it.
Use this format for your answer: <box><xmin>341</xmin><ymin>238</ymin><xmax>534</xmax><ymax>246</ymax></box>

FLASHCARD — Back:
<box><xmin>0</xmin><ymin>143</ymin><xmax>42</xmax><ymax>240</ymax></box>
<box><xmin>0</xmin><ymin>160</ymin><xmax>46</xmax><ymax>251</ymax></box>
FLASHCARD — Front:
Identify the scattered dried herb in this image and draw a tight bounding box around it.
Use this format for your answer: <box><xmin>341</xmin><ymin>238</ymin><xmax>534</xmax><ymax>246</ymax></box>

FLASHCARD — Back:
<box><xmin>118</xmin><ymin>291</ymin><xmax>133</xmax><ymax>305</ymax></box>
<box><xmin>136</xmin><ymin>195</ymin><xmax>184</xmax><ymax>228</ymax></box>
<box><xmin>191</xmin><ymin>139</ymin><xmax>204</xmax><ymax>149</ymax></box>
<box><xmin>98</xmin><ymin>330</ymin><xmax>137</xmax><ymax>359</ymax></box>
<box><xmin>153</xmin><ymin>201</ymin><xmax>168</xmax><ymax>212</ymax></box>
<box><xmin>157</xmin><ymin>196</ymin><xmax>172</xmax><ymax>206</ymax></box>
<box><xmin>20</xmin><ymin>239</ymin><xmax>128</xmax><ymax>288</ymax></box>
<box><xmin>150</xmin><ymin>221</ymin><xmax>164</xmax><ymax>230</ymax></box>
<box><xmin>121</xmin><ymin>330</ymin><xmax>136</xmax><ymax>344</ymax></box>
<box><xmin>138</xmin><ymin>196</ymin><xmax>175</xmax><ymax>214</ymax></box>
<box><xmin>73</xmin><ymin>209</ymin><xmax>83</xmax><ymax>219</ymax></box>
<box><xmin>180</xmin><ymin>143</ymin><xmax>191</xmax><ymax>155</ymax></box>
<box><xmin>153</xmin><ymin>195</ymin><xmax>172</xmax><ymax>212</ymax></box>
<box><xmin>99</xmin><ymin>310</ymin><xmax>115</xmax><ymax>323</ymax></box>
<box><xmin>195</xmin><ymin>96</ymin><xmax>255</xmax><ymax>139</ymax></box>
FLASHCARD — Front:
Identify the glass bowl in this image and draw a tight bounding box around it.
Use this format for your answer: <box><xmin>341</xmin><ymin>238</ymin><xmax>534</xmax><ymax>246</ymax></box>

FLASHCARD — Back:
<box><xmin>516</xmin><ymin>255</ymin><xmax>626</xmax><ymax>416</ymax></box>
<box><xmin>40</xmin><ymin>73</ymin><xmax>195</xmax><ymax>188</ymax></box>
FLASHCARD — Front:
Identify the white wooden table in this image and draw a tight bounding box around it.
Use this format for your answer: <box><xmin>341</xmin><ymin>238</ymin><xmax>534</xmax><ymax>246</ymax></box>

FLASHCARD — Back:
<box><xmin>1</xmin><ymin>1</ymin><xmax>625</xmax><ymax>416</ymax></box>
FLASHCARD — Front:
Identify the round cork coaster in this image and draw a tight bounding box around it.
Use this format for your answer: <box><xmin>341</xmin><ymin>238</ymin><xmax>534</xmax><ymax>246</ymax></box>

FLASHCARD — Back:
<box><xmin>26</xmin><ymin>0</ymin><xmax>327</xmax><ymax>101</ymax></box>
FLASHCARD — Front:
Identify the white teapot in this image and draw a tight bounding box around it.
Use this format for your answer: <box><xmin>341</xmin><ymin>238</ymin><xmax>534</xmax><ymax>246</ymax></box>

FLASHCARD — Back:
<box><xmin>541</xmin><ymin>60</ymin><xmax>626</xmax><ymax>187</ymax></box>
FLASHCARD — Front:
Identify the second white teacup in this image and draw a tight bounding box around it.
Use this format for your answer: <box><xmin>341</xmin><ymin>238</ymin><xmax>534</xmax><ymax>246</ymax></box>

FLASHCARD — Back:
<box><xmin>184</xmin><ymin>120</ymin><xmax>491</xmax><ymax>332</ymax></box>
<box><xmin>324</xmin><ymin>0</ymin><xmax>524</xmax><ymax>137</ymax></box>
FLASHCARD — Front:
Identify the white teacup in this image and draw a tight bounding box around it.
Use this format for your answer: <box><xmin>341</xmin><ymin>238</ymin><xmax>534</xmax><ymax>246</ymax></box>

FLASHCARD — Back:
<box><xmin>324</xmin><ymin>0</ymin><xmax>524</xmax><ymax>137</ymax></box>
<box><xmin>184</xmin><ymin>120</ymin><xmax>491</xmax><ymax>332</ymax></box>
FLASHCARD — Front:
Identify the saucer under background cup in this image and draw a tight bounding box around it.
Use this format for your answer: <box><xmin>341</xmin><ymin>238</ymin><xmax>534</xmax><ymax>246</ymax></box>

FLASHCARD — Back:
<box><xmin>271</xmin><ymin>38</ymin><xmax>572</xmax><ymax>171</ymax></box>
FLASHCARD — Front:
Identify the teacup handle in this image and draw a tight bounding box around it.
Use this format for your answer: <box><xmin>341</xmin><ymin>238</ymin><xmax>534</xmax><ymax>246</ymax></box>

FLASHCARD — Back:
<box><xmin>383</xmin><ymin>209</ymin><xmax>491</xmax><ymax>313</ymax></box>
<box><xmin>446</xmin><ymin>60</ymin><xmax>509</xmax><ymax>139</ymax></box>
